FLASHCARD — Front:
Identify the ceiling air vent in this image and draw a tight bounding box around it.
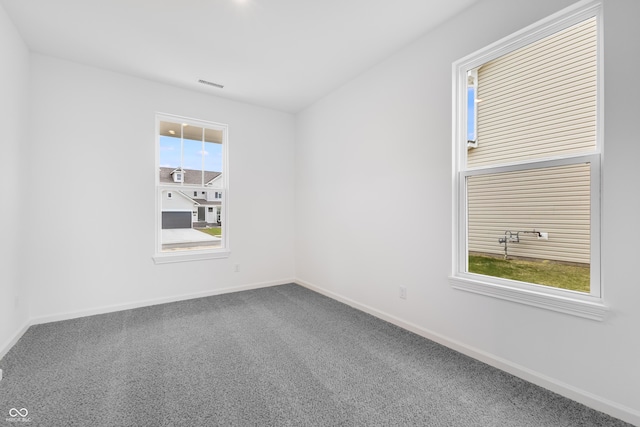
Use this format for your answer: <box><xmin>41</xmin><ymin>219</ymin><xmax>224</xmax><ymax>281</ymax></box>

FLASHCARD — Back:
<box><xmin>198</xmin><ymin>79</ymin><xmax>224</xmax><ymax>89</ymax></box>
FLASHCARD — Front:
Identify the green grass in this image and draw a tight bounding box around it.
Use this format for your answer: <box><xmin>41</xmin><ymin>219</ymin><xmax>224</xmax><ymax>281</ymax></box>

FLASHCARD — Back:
<box><xmin>196</xmin><ymin>227</ymin><xmax>222</xmax><ymax>237</ymax></box>
<box><xmin>468</xmin><ymin>255</ymin><xmax>590</xmax><ymax>293</ymax></box>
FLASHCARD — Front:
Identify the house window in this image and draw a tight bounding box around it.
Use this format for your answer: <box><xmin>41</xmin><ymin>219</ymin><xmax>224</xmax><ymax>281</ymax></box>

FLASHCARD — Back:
<box><xmin>154</xmin><ymin>113</ymin><xmax>229</xmax><ymax>263</ymax></box>
<box><xmin>450</xmin><ymin>1</ymin><xmax>606</xmax><ymax>320</ymax></box>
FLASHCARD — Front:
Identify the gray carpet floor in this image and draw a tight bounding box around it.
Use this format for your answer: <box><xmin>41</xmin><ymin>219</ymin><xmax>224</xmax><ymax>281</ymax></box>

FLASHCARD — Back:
<box><xmin>0</xmin><ymin>283</ymin><xmax>631</xmax><ymax>426</ymax></box>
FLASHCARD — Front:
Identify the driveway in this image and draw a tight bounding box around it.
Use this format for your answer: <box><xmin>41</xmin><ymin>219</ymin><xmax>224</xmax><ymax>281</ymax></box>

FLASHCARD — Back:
<box><xmin>161</xmin><ymin>228</ymin><xmax>221</xmax><ymax>249</ymax></box>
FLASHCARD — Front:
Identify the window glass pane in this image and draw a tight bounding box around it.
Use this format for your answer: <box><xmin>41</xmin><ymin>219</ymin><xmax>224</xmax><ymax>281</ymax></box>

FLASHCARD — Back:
<box><xmin>467</xmin><ymin>69</ymin><xmax>477</xmax><ymax>144</ymax></box>
<box><xmin>467</xmin><ymin>17</ymin><xmax>597</xmax><ymax>168</ymax></box>
<box><xmin>183</xmin><ymin>137</ymin><xmax>204</xmax><ymax>185</ymax></box>
<box><xmin>158</xmin><ymin>121</ymin><xmax>183</xmax><ymax>183</ymax></box>
<box><xmin>466</xmin><ymin>163</ymin><xmax>590</xmax><ymax>292</ymax></box>
<box><xmin>156</xmin><ymin>115</ymin><xmax>227</xmax><ymax>258</ymax></box>
<box><xmin>160</xmin><ymin>188</ymin><xmax>223</xmax><ymax>252</ymax></box>
<box><xmin>203</xmin><ymin>140</ymin><xmax>222</xmax><ymax>172</ymax></box>
<box><xmin>204</xmin><ymin>128</ymin><xmax>223</xmax><ymax>186</ymax></box>
<box><xmin>467</xmin><ymin>85</ymin><xmax>476</xmax><ymax>142</ymax></box>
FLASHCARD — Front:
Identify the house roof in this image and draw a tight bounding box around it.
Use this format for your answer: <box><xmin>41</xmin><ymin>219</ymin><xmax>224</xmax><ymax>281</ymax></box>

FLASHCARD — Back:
<box><xmin>159</xmin><ymin>167</ymin><xmax>221</xmax><ymax>186</ymax></box>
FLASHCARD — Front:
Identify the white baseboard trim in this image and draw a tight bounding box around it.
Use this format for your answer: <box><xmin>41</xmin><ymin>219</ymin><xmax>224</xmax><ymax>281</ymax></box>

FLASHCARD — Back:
<box><xmin>295</xmin><ymin>278</ymin><xmax>640</xmax><ymax>426</ymax></box>
<box><xmin>29</xmin><ymin>278</ymin><xmax>295</xmax><ymax>326</ymax></box>
<box><xmin>0</xmin><ymin>319</ymin><xmax>31</xmax><ymax>362</ymax></box>
<box><xmin>1</xmin><ymin>279</ymin><xmax>295</xmax><ymax>376</ymax></box>
<box><xmin>1</xmin><ymin>279</ymin><xmax>295</xmax><ymax>364</ymax></box>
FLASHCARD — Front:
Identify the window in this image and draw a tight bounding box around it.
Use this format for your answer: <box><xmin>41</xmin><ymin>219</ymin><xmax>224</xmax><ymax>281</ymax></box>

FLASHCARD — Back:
<box><xmin>154</xmin><ymin>113</ymin><xmax>229</xmax><ymax>263</ymax></box>
<box><xmin>172</xmin><ymin>171</ymin><xmax>183</xmax><ymax>183</ymax></box>
<box><xmin>467</xmin><ymin>69</ymin><xmax>478</xmax><ymax>148</ymax></box>
<box><xmin>450</xmin><ymin>1</ymin><xmax>606</xmax><ymax>320</ymax></box>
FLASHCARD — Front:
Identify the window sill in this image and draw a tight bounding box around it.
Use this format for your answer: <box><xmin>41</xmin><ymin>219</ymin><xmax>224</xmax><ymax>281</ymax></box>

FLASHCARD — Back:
<box><xmin>153</xmin><ymin>249</ymin><xmax>230</xmax><ymax>264</ymax></box>
<box><xmin>448</xmin><ymin>275</ymin><xmax>608</xmax><ymax>321</ymax></box>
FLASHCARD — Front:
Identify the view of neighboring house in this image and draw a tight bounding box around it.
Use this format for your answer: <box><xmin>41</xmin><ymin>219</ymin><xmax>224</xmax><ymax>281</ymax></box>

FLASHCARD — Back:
<box><xmin>158</xmin><ymin>167</ymin><xmax>223</xmax><ymax>250</ymax></box>
<box><xmin>465</xmin><ymin>17</ymin><xmax>596</xmax><ymax>266</ymax></box>
<box><xmin>159</xmin><ymin>167</ymin><xmax>223</xmax><ymax>230</ymax></box>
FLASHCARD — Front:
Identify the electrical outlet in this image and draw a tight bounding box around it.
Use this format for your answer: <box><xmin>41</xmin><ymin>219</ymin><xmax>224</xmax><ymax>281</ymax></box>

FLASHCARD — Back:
<box><xmin>538</xmin><ymin>232</ymin><xmax>549</xmax><ymax>240</ymax></box>
<box><xmin>399</xmin><ymin>286</ymin><xmax>407</xmax><ymax>300</ymax></box>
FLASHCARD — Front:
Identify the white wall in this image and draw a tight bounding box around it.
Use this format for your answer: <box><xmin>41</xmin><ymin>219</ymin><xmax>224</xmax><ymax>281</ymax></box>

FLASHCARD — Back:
<box><xmin>3</xmin><ymin>0</ymin><xmax>638</xmax><ymax>422</ymax></box>
<box><xmin>0</xmin><ymin>3</ymin><xmax>30</xmax><ymax>357</ymax></box>
<box><xmin>294</xmin><ymin>0</ymin><xmax>640</xmax><ymax>423</ymax></box>
<box><xmin>25</xmin><ymin>54</ymin><xmax>295</xmax><ymax>321</ymax></box>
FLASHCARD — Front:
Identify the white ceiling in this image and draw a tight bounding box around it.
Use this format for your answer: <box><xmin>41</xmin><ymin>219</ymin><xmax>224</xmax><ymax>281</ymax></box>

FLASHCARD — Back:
<box><xmin>1</xmin><ymin>0</ymin><xmax>478</xmax><ymax>113</ymax></box>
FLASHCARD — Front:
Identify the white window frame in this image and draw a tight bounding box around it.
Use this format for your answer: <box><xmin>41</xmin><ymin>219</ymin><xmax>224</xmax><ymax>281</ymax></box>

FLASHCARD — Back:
<box><xmin>153</xmin><ymin>113</ymin><xmax>230</xmax><ymax>264</ymax></box>
<box><xmin>449</xmin><ymin>0</ymin><xmax>607</xmax><ymax>321</ymax></box>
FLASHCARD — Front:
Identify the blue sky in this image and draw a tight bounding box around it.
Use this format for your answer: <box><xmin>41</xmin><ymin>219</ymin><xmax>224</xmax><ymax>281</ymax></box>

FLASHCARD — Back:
<box><xmin>467</xmin><ymin>86</ymin><xmax>476</xmax><ymax>141</ymax></box>
<box><xmin>159</xmin><ymin>135</ymin><xmax>223</xmax><ymax>172</ymax></box>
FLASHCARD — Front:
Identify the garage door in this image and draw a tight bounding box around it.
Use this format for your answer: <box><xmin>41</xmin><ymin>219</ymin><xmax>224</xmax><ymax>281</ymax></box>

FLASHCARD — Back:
<box><xmin>162</xmin><ymin>211</ymin><xmax>191</xmax><ymax>229</ymax></box>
